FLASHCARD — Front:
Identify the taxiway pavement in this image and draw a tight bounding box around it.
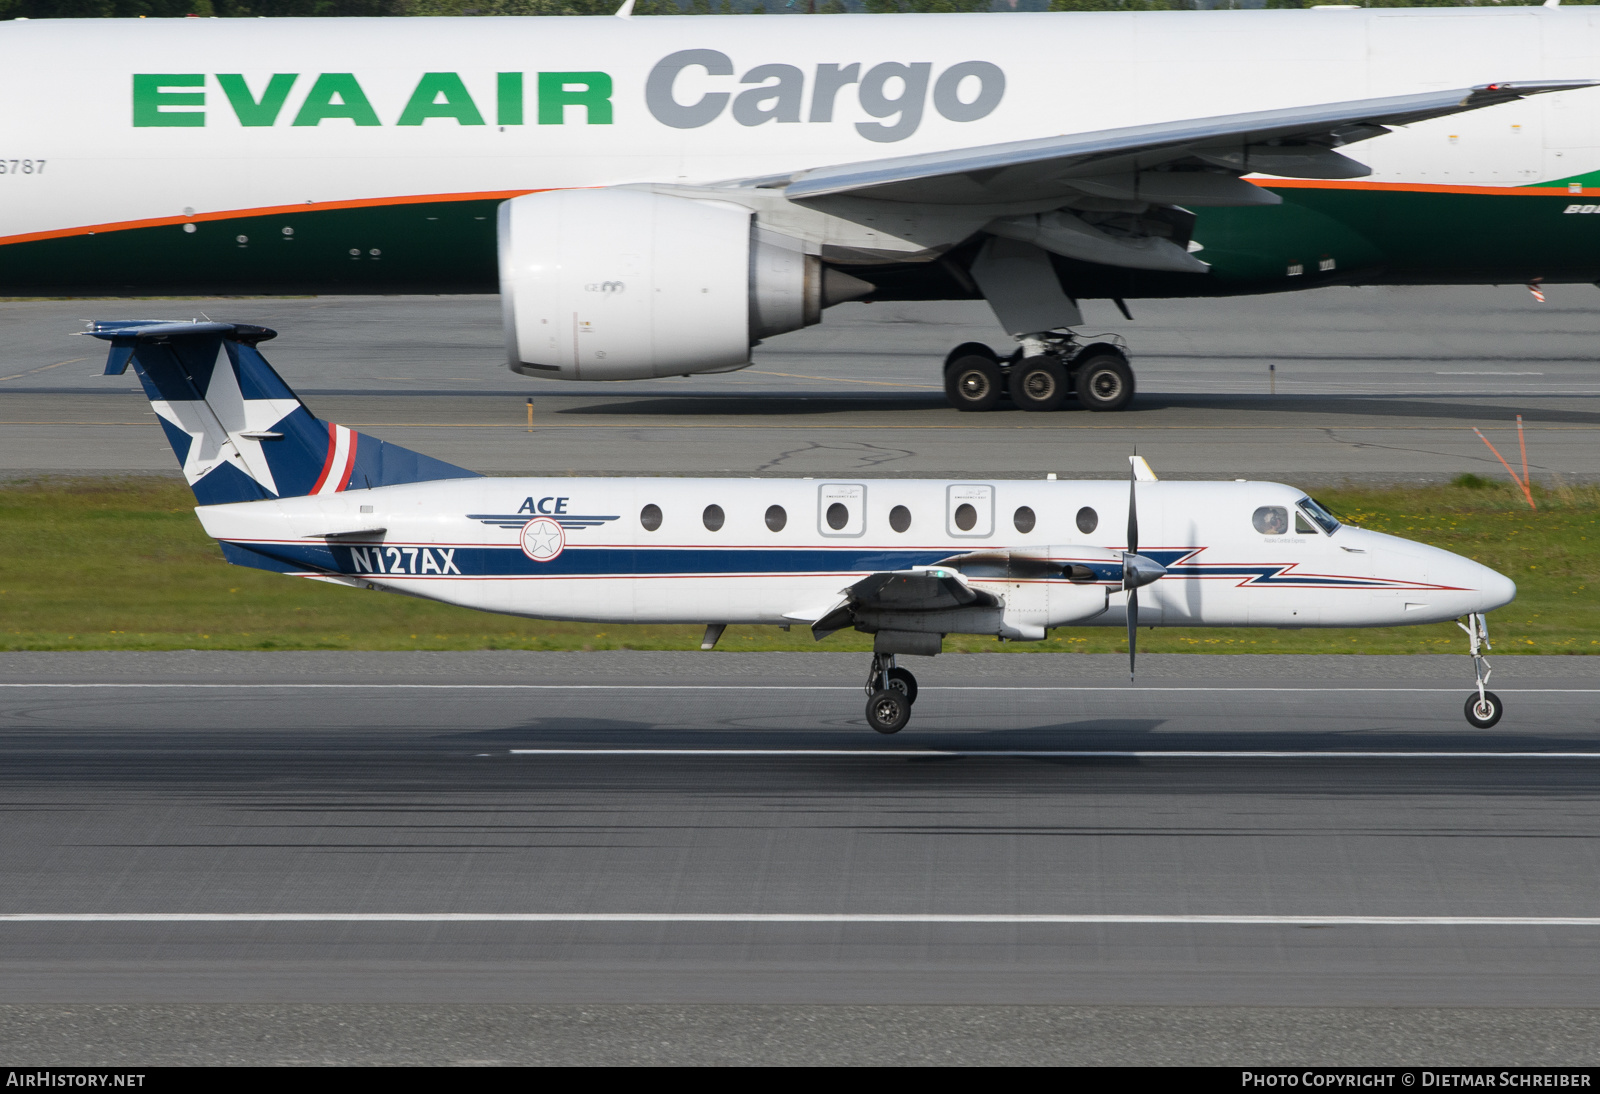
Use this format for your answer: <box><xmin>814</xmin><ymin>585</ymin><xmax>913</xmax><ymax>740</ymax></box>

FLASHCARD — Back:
<box><xmin>2</xmin><ymin>651</ymin><xmax>1598</xmax><ymax>1063</ymax></box>
<box><xmin>3</xmin><ymin>288</ymin><xmax>1597</xmax><ymax>483</ymax></box>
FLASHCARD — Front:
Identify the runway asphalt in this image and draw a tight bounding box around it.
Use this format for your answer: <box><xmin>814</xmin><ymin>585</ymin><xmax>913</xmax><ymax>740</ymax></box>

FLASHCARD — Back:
<box><xmin>3</xmin><ymin>288</ymin><xmax>1598</xmax><ymax>483</ymax></box>
<box><xmin>2</xmin><ymin>651</ymin><xmax>1598</xmax><ymax>1064</ymax></box>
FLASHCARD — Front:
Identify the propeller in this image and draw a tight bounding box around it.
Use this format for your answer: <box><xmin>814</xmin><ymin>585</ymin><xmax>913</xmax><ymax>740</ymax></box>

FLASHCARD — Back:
<box><xmin>1122</xmin><ymin>452</ymin><xmax>1167</xmax><ymax>682</ymax></box>
<box><xmin>1125</xmin><ymin>454</ymin><xmax>1139</xmax><ymax>681</ymax></box>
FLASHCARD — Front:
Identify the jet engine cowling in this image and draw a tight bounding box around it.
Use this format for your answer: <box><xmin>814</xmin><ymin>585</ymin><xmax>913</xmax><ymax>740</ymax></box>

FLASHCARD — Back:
<box><xmin>498</xmin><ymin>188</ymin><xmax>869</xmax><ymax>381</ymax></box>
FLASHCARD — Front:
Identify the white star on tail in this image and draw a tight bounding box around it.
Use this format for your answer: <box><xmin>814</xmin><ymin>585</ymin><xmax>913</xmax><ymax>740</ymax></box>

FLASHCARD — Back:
<box><xmin>149</xmin><ymin>347</ymin><xmax>298</xmax><ymax>496</ymax></box>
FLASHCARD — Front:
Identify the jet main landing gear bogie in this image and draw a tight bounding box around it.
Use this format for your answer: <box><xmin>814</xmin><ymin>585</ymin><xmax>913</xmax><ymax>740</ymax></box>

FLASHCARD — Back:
<box><xmin>941</xmin><ymin>333</ymin><xmax>1134</xmax><ymax>413</ymax></box>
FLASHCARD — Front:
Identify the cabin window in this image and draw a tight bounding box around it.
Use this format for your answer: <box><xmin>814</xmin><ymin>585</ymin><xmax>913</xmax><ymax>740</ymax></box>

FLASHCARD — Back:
<box><xmin>1013</xmin><ymin>506</ymin><xmax>1036</xmax><ymax>534</ymax></box>
<box><xmin>640</xmin><ymin>503</ymin><xmax>662</xmax><ymax>532</ymax></box>
<box><xmin>889</xmin><ymin>505</ymin><xmax>912</xmax><ymax>533</ymax></box>
<box><xmin>1295</xmin><ymin>511</ymin><xmax>1318</xmax><ymax>535</ymax></box>
<box><xmin>765</xmin><ymin>504</ymin><xmax>787</xmax><ymax>532</ymax></box>
<box><xmin>1076</xmin><ymin>506</ymin><xmax>1098</xmax><ymax>535</ymax></box>
<box><xmin>1253</xmin><ymin>506</ymin><xmax>1289</xmax><ymax>535</ymax></box>
<box><xmin>818</xmin><ymin>483</ymin><xmax>866</xmax><ymax>536</ymax></box>
<box><xmin>946</xmin><ymin>484</ymin><xmax>993</xmax><ymax>537</ymax></box>
<box><xmin>703</xmin><ymin>504</ymin><xmax>725</xmax><ymax>532</ymax></box>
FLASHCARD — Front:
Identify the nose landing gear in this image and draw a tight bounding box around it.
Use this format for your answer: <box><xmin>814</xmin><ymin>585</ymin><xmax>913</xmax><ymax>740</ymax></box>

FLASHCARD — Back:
<box><xmin>864</xmin><ymin>652</ymin><xmax>918</xmax><ymax>734</ymax></box>
<box><xmin>1459</xmin><ymin>612</ymin><xmax>1503</xmax><ymax>728</ymax></box>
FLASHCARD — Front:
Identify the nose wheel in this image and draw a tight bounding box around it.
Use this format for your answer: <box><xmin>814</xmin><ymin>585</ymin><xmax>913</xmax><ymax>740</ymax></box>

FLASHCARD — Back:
<box><xmin>865</xmin><ymin>653</ymin><xmax>918</xmax><ymax>734</ymax></box>
<box><xmin>1458</xmin><ymin>612</ymin><xmax>1503</xmax><ymax>728</ymax></box>
<box><xmin>1465</xmin><ymin>691</ymin><xmax>1504</xmax><ymax>729</ymax></box>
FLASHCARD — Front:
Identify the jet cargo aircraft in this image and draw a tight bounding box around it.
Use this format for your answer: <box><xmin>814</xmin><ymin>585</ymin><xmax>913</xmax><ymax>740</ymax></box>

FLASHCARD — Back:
<box><xmin>88</xmin><ymin>318</ymin><xmax>1517</xmax><ymax>733</ymax></box>
<box><xmin>4</xmin><ymin>9</ymin><xmax>1598</xmax><ymax>410</ymax></box>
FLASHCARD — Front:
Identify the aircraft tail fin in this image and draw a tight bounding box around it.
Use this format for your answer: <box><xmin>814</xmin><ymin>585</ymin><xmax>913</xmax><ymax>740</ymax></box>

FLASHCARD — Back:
<box><xmin>88</xmin><ymin>320</ymin><xmax>479</xmax><ymax>505</ymax></box>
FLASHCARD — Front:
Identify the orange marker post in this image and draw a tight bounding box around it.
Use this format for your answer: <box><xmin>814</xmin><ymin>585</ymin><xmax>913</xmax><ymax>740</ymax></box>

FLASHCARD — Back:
<box><xmin>1517</xmin><ymin>414</ymin><xmax>1529</xmax><ymax>489</ymax></box>
<box><xmin>526</xmin><ymin>397</ymin><xmax>533</xmax><ymax>434</ymax></box>
<box><xmin>1473</xmin><ymin>427</ymin><xmax>1536</xmax><ymax>510</ymax></box>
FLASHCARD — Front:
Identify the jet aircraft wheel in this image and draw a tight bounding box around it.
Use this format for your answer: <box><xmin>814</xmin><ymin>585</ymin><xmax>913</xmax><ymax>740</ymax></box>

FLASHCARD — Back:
<box><xmin>1464</xmin><ymin>690</ymin><xmax>1503</xmax><ymax>729</ymax></box>
<box><xmin>1074</xmin><ymin>351</ymin><xmax>1136</xmax><ymax>412</ymax></box>
<box><xmin>945</xmin><ymin>355</ymin><xmax>1005</xmax><ymax>413</ymax></box>
<box><xmin>866</xmin><ymin>688</ymin><xmax>912</xmax><ymax>734</ymax></box>
<box><xmin>1010</xmin><ymin>357</ymin><xmax>1068</xmax><ymax>412</ymax></box>
<box><xmin>944</xmin><ymin>342</ymin><xmax>998</xmax><ymax>369</ymax></box>
<box><xmin>886</xmin><ymin>667</ymin><xmax>919</xmax><ymax>705</ymax></box>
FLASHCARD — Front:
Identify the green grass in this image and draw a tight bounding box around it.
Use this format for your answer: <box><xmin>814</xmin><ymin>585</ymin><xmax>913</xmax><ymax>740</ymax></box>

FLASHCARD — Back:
<box><xmin>1</xmin><ymin>476</ymin><xmax>1596</xmax><ymax>654</ymax></box>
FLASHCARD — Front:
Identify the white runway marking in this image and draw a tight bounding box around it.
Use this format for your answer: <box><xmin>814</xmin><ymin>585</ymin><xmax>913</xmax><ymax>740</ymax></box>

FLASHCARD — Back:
<box><xmin>0</xmin><ymin>684</ymin><xmax>1595</xmax><ymax>694</ymax></box>
<box><xmin>508</xmin><ymin>749</ymin><xmax>1600</xmax><ymax>760</ymax></box>
<box><xmin>1</xmin><ymin>913</ymin><xmax>1598</xmax><ymax>927</ymax></box>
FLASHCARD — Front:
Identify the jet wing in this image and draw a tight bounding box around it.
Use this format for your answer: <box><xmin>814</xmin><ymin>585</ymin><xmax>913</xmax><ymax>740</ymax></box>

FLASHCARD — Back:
<box><xmin>781</xmin><ymin>82</ymin><xmax>1595</xmax><ymax>207</ymax></box>
<box><xmin>810</xmin><ymin>567</ymin><xmax>1000</xmax><ymax>640</ymax></box>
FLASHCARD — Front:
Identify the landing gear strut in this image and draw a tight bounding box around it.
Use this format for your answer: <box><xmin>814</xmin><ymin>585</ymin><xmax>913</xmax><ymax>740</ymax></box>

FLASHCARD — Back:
<box><xmin>942</xmin><ymin>332</ymin><xmax>1135</xmax><ymax>413</ymax></box>
<box><xmin>864</xmin><ymin>652</ymin><xmax>917</xmax><ymax>734</ymax></box>
<box><xmin>1460</xmin><ymin>612</ymin><xmax>1503</xmax><ymax>728</ymax></box>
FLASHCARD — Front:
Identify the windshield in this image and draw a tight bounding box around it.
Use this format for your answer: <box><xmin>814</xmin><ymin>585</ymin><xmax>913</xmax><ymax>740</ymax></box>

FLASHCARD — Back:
<box><xmin>1298</xmin><ymin>496</ymin><xmax>1341</xmax><ymax>535</ymax></box>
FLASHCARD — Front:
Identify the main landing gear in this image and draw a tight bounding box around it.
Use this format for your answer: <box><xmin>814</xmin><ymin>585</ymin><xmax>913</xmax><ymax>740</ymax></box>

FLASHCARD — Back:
<box><xmin>943</xmin><ymin>332</ymin><xmax>1135</xmax><ymax>414</ymax></box>
<box><xmin>865</xmin><ymin>652</ymin><xmax>918</xmax><ymax>734</ymax></box>
<box><xmin>1460</xmin><ymin>612</ymin><xmax>1503</xmax><ymax>729</ymax></box>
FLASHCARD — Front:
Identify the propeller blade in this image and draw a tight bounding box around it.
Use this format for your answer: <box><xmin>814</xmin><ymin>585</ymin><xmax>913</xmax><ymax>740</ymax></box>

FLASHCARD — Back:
<box><xmin>1127</xmin><ymin>586</ymin><xmax>1138</xmax><ymax>681</ymax></box>
<box><xmin>1127</xmin><ymin>452</ymin><xmax>1139</xmax><ymax>558</ymax></box>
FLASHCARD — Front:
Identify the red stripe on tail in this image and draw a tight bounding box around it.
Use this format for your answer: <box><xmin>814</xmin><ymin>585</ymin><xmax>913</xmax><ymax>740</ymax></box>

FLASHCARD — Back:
<box><xmin>309</xmin><ymin>422</ymin><xmax>338</xmax><ymax>494</ymax></box>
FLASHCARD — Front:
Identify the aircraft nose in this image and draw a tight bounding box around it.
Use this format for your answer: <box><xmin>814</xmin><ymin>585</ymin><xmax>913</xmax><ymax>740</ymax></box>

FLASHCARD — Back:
<box><xmin>1476</xmin><ymin>566</ymin><xmax>1517</xmax><ymax>612</ymax></box>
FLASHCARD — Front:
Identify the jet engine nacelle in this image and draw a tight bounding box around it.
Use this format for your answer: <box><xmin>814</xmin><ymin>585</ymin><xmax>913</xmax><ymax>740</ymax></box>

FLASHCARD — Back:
<box><xmin>499</xmin><ymin>188</ymin><xmax>847</xmax><ymax>381</ymax></box>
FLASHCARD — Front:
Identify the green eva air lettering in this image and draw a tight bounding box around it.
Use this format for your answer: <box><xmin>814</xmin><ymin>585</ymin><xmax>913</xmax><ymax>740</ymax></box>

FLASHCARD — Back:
<box><xmin>217</xmin><ymin>74</ymin><xmax>298</xmax><ymax>127</ymax></box>
<box><xmin>498</xmin><ymin>72</ymin><xmax>524</xmax><ymax>126</ymax></box>
<box><xmin>132</xmin><ymin>74</ymin><xmax>205</xmax><ymax>127</ymax></box>
<box><xmin>538</xmin><ymin>72</ymin><xmax>613</xmax><ymax>125</ymax></box>
<box><xmin>292</xmin><ymin>74</ymin><xmax>382</xmax><ymax>127</ymax></box>
<box><xmin>398</xmin><ymin>73</ymin><xmax>485</xmax><ymax>126</ymax></box>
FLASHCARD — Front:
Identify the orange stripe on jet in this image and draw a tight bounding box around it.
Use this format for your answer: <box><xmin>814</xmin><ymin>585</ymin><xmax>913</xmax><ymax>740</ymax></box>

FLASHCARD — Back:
<box><xmin>2</xmin><ymin>179</ymin><xmax>1585</xmax><ymax>248</ymax></box>
<box><xmin>1252</xmin><ymin>178</ymin><xmax>1586</xmax><ymax>197</ymax></box>
<box><xmin>0</xmin><ymin>189</ymin><xmax>547</xmax><ymax>247</ymax></box>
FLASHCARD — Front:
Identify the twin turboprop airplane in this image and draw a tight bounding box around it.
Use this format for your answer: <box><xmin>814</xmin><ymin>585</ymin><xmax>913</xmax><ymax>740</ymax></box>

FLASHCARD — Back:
<box><xmin>90</xmin><ymin>318</ymin><xmax>1517</xmax><ymax>733</ymax></box>
<box><xmin>4</xmin><ymin>10</ymin><xmax>1599</xmax><ymax>411</ymax></box>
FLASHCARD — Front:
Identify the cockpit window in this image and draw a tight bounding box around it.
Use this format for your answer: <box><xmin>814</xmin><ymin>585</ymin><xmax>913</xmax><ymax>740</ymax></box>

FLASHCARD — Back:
<box><xmin>1252</xmin><ymin>506</ymin><xmax>1288</xmax><ymax>535</ymax></box>
<box><xmin>1295</xmin><ymin>511</ymin><xmax>1318</xmax><ymax>535</ymax></box>
<box><xmin>1298</xmin><ymin>496</ymin><xmax>1340</xmax><ymax>534</ymax></box>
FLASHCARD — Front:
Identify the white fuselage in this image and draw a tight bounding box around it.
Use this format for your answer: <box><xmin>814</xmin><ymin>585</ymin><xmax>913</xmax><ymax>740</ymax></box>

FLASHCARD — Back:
<box><xmin>195</xmin><ymin>476</ymin><xmax>1515</xmax><ymax>635</ymax></box>
<box><xmin>3</xmin><ymin>8</ymin><xmax>1598</xmax><ymax>248</ymax></box>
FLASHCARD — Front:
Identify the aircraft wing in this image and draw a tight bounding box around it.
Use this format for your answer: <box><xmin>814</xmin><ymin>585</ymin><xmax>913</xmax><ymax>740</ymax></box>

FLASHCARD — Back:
<box><xmin>781</xmin><ymin>82</ymin><xmax>1596</xmax><ymax>207</ymax></box>
<box><xmin>810</xmin><ymin>567</ymin><xmax>1000</xmax><ymax>640</ymax></box>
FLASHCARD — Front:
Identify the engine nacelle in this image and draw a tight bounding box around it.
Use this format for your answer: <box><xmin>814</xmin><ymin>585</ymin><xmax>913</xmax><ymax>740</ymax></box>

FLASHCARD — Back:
<box><xmin>499</xmin><ymin>188</ymin><xmax>845</xmax><ymax>381</ymax></box>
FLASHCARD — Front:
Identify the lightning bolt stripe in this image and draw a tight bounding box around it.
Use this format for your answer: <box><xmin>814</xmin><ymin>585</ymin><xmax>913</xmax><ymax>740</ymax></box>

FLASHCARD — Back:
<box><xmin>211</xmin><ymin>541</ymin><xmax>1462</xmax><ymax>590</ymax></box>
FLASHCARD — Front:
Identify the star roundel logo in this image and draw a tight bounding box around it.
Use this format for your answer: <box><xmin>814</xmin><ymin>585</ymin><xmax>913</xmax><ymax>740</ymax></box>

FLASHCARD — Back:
<box><xmin>519</xmin><ymin>517</ymin><xmax>565</xmax><ymax>562</ymax></box>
